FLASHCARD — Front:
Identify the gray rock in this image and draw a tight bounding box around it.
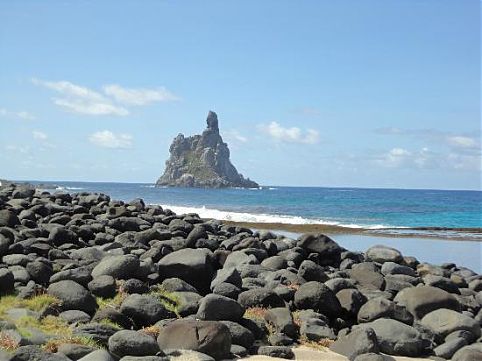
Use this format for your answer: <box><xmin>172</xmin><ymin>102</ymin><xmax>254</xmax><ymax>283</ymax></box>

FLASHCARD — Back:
<box><xmin>394</xmin><ymin>286</ymin><xmax>461</xmax><ymax>319</ymax></box>
<box><xmin>238</xmin><ymin>288</ymin><xmax>285</xmax><ymax>308</ymax></box>
<box><xmin>78</xmin><ymin>349</ymin><xmax>116</xmax><ymax>361</ymax></box>
<box><xmin>297</xmin><ymin>260</ymin><xmax>328</xmax><ymax>282</ymax></box>
<box><xmin>164</xmin><ymin>350</ymin><xmax>214</xmax><ymax>361</ymax></box>
<box><xmin>381</xmin><ymin>262</ymin><xmax>416</xmax><ymax>277</ymax></box>
<box><xmin>264</xmin><ymin>307</ymin><xmax>297</xmax><ymax>338</ymax></box>
<box><xmin>336</xmin><ymin>288</ymin><xmax>367</xmax><ymax>317</ymax></box>
<box><xmin>210</xmin><ymin>267</ymin><xmax>242</xmax><ymax>290</ymax></box>
<box><xmin>120</xmin><ymin>294</ymin><xmax>172</xmax><ymax>328</ymax></box>
<box><xmin>357</xmin><ymin>297</ymin><xmax>413</xmax><ymax>325</ymax></box>
<box><xmin>9</xmin><ymin>345</ymin><xmax>71</xmax><ymax>360</ymax></box>
<box><xmin>0</xmin><ymin>209</ymin><xmax>20</xmax><ymax>227</ymax></box>
<box><xmin>157</xmin><ymin>319</ymin><xmax>231</xmax><ymax>360</ymax></box>
<box><xmin>452</xmin><ymin>343</ymin><xmax>482</xmax><ymax>361</ymax></box>
<box><xmin>330</xmin><ymin>327</ymin><xmax>379</xmax><ymax>360</ymax></box>
<box><xmin>91</xmin><ymin>255</ymin><xmax>140</xmax><ymax>280</ymax></box>
<box><xmin>294</xmin><ymin>281</ymin><xmax>342</xmax><ymax>318</ymax></box>
<box><xmin>256</xmin><ymin>346</ymin><xmax>294</xmax><ymax>359</ymax></box>
<box><xmin>297</xmin><ymin>233</ymin><xmax>342</xmax><ymax>266</ymax></box>
<box><xmin>158</xmin><ymin>248</ymin><xmax>214</xmax><ymax>293</ymax></box>
<box><xmin>362</xmin><ymin>318</ymin><xmax>424</xmax><ymax>357</ymax></box>
<box><xmin>196</xmin><ymin>294</ymin><xmax>244</xmax><ymax>321</ymax></box>
<box><xmin>57</xmin><ymin>343</ymin><xmax>96</xmax><ymax>360</ymax></box>
<box><xmin>433</xmin><ymin>337</ymin><xmax>468</xmax><ymax>359</ymax></box>
<box><xmin>108</xmin><ymin>330</ymin><xmax>160</xmax><ymax>357</ymax></box>
<box><xmin>88</xmin><ymin>275</ymin><xmax>117</xmax><ymax>298</ymax></box>
<box><xmin>47</xmin><ymin>280</ymin><xmax>97</xmax><ymax>314</ymax></box>
<box><xmin>420</xmin><ymin>308</ymin><xmax>481</xmax><ymax>338</ymax></box>
<box><xmin>366</xmin><ymin>245</ymin><xmax>403</xmax><ymax>264</ymax></box>
<box><xmin>219</xmin><ymin>320</ymin><xmax>255</xmax><ymax>348</ymax></box>
<box><xmin>0</xmin><ymin>268</ymin><xmax>14</xmax><ymax>294</ymax></box>
<box><xmin>73</xmin><ymin>323</ymin><xmax>119</xmax><ymax>345</ymax></box>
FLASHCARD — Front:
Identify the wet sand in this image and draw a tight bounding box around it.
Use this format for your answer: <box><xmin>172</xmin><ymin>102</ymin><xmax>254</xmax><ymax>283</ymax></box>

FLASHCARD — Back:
<box><xmin>222</xmin><ymin>221</ymin><xmax>482</xmax><ymax>242</ymax></box>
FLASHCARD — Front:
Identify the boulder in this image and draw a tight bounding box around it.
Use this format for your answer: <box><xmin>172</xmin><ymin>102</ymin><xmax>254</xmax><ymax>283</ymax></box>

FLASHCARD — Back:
<box><xmin>357</xmin><ymin>297</ymin><xmax>413</xmax><ymax>325</ymax></box>
<box><xmin>91</xmin><ymin>255</ymin><xmax>140</xmax><ymax>280</ymax></box>
<box><xmin>366</xmin><ymin>245</ymin><xmax>403</xmax><ymax>264</ymax></box>
<box><xmin>238</xmin><ymin>288</ymin><xmax>285</xmax><ymax>308</ymax></box>
<box><xmin>196</xmin><ymin>294</ymin><xmax>245</xmax><ymax>321</ymax></box>
<box><xmin>47</xmin><ymin>280</ymin><xmax>97</xmax><ymax>314</ymax></box>
<box><xmin>264</xmin><ymin>308</ymin><xmax>297</xmax><ymax>338</ymax></box>
<box><xmin>120</xmin><ymin>294</ymin><xmax>172</xmax><ymax>328</ymax></box>
<box><xmin>158</xmin><ymin>248</ymin><xmax>214</xmax><ymax>293</ymax></box>
<box><xmin>394</xmin><ymin>286</ymin><xmax>461</xmax><ymax>319</ymax></box>
<box><xmin>297</xmin><ymin>234</ymin><xmax>342</xmax><ymax>266</ymax></box>
<box><xmin>108</xmin><ymin>330</ymin><xmax>160</xmax><ymax>357</ymax></box>
<box><xmin>362</xmin><ymin>318</ymin><xmax>424</xmax><ymax>357</ymax></box>
<box><xmin>294</xmin><ymin>281</ymin><xmax>342</xmax><ymax>318</ymax></box>
<box><xmin>420</xmin><ymin>308</ymin><xmax>481</xmax><ymax>338</ymax></box>
<box><xmin>330</xmin><ymin>327</ymin><xmax>379</xmax><ymax>360</ymax></box>
<box><xmin>157</xmin><ymin>319</ymin><xmax>231</xmax><ymax>360</ymax></box>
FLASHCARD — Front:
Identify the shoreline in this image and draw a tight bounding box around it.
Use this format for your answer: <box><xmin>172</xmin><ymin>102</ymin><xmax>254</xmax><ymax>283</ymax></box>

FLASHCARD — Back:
<box><xmin>220</xmin><ymin>220</ymin><xmax>482</xmax><ymax>242</ymax></box>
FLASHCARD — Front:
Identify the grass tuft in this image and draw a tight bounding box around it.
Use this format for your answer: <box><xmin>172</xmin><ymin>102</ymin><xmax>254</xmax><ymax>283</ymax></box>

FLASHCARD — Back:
<box><xmin>150</xmin><ymin>287</ymin><xmax>182</xmax><ymax>318</ymax></box>
<box><xmin>0</xmin><ymin>293</ymin><xmax>60</xmax><ymax>318</ymax></box>
<box><xmin>96</xmin><ymin>292</ymin><xmax>126</xmax><ymax>310</ymax></box>
<box><xmin>42</xmin><ymin>336</ymin><xmax>102</xmax><ymax>353</ymax></box>
<box><xmin>16</xmin><ymin>315</ymin><xmax>71</xmax><ymax>337</ymax></box>
<box><xmin>97</xmin><ymin>318</ymin><xmax>122</xmax><ymax>330</ymax></box>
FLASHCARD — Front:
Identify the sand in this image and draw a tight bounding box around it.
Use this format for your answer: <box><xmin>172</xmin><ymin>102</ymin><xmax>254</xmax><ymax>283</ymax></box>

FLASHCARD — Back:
<box><xmin>240</xmin><ymin>346</ymin><xmax>433</xmax><ymax>361</ymax></box>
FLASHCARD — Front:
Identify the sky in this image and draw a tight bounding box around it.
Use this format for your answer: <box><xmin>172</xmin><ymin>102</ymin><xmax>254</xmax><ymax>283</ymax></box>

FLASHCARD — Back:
<box><xmin>0</xmin><ymin>0</ymin><xmax>480</xmax><ymax>190</ymax></box>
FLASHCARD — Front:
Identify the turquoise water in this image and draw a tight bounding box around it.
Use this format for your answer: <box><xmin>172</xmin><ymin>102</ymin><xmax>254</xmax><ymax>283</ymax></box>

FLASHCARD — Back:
<box><xmin>32</xmin><ymin>181</ymin><xmax>482</xmax><ymax>230</ymax></box>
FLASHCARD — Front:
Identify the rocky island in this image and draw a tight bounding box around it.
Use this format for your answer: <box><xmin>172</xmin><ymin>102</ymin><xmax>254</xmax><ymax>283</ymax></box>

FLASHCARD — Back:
<box><xmin>156</xmin><ymin>111</ymin><xmax>258</xmax><ymax>188</ymax></box>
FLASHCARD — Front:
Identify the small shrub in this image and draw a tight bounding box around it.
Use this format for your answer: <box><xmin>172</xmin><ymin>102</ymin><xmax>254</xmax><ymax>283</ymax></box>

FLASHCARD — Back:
<box><xmin>0</xmin><ymin>331</ymin><xmax>19</xmax><ymax>352</ymax></box>
<box><xmin>299</xmin><ymin>335</ymin><xmax>334</xmax><ymax>350</ymax></box>
<box><xmin>244</xmin><ymin>307</ymin><xmax>268</xmax><ymax>320</ymax></box>
<box><xmin>141</xmin><ymin>325</ymin><xmax>161</xmax><ymax>338</ymax></box>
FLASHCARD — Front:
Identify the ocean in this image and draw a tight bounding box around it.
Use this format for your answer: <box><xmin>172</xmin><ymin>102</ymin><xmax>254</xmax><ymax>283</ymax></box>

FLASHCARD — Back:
<box><xmin>27</xmin><ymin>181</ymin><xmax>482</xmax><ymax>271</ymax></box>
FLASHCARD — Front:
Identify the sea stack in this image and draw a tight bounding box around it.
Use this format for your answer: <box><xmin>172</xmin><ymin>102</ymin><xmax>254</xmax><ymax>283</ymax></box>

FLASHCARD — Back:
<box><xmin>156</xmin><ymin>111</ymin><xmax>259</xmax><ymax>188</ymax></box>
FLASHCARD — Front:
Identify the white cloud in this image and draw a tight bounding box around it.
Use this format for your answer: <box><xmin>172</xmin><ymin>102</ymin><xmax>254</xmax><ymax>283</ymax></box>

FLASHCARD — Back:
<box><xmin>32</xmin><ymin>130</ymin><xmax>48</xmax><ymax>140</ymax></box>
<box><xmin>0</xmin><ymin>107</ymin><xmax>36</xmax><ymax>120</ymax></box>
<box><xmin>223</xmin><ymin>130</ymin><xmax>248</xmax><ymax>143</ymax></box>
<box><xmin>103</xmin><ymin>84</ymin><xmax>179</xmax><ymax>106</ymax></box>
<box><xmin>377</xmin><ymin>147</ymin><xmax>412</xmax><ymax>167</ymax></box>
<box><xmin>5</xmin><ymin>145</ymin><xmax>30</xmax><ymax>154</ymax></box>
<box><xmin>89</xmin><ymin>130</ymin><xmax>133</xmax><ymax>149</ymax></box>
<box><xmin>259</xmin><ymin>121</ymin><xmax>319</xmax><ymax>144</ymax></box>
<box><xmin>33</xmin><ymin>78</ymin><xmax>178</xmax><ymax>116</ymax></box>
<box><xmin>32</xmin><ymin>78</ymin><xmax>129</xmax><ymax>116</ymax></box>
<box><xmin>446</xmin><ymin>135</ymin><xmax>478</xmax><ymax>149</ymax></box>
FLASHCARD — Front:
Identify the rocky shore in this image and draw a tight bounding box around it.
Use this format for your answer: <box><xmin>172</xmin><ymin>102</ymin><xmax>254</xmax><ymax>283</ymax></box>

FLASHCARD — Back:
<box><xmin>0</xmin><ymin>183</ymin><xmax>481</xmax><ymax>361</ymax></box>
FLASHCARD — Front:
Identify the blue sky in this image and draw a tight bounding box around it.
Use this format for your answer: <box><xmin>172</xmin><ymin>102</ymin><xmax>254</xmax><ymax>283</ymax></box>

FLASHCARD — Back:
<box><xmin>0</xmin><ymin>0</ymin><xmax>480</xmax><ymax>190</ymax></box>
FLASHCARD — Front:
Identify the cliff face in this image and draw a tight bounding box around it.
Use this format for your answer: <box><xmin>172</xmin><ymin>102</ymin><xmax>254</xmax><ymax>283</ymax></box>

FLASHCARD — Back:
<box><xmin>156</xmin><ymin>111</ymin><xmax>259</xmax><ymax>188</ymax></box>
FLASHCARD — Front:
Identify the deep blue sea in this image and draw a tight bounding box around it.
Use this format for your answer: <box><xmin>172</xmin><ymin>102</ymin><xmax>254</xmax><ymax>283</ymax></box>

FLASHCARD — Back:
<box><xmin>24</xmin><ymin>181</ymin><xmax>482</xmax><ymax>271</ymax></box>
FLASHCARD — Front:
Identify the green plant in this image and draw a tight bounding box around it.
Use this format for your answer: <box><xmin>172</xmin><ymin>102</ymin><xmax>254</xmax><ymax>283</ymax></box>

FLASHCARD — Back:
<box><xmin>42</xmin><ymin>336</ymin><xmax>102</xmax><ymax>353</ymax></box>
<box><xmin>149</xmin><ymin>287</ymin><xmax>182</xmax><ymax>318</ymax></box>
